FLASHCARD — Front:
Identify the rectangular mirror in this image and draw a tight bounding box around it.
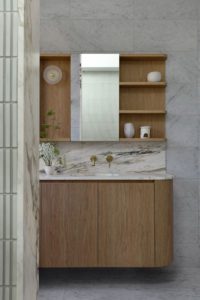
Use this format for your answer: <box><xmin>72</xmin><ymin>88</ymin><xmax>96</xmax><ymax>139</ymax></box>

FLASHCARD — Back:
<box><xmin>80</xmin><ymin>54</ymin><xmax>119</xmax><ymax>141</ymax></box>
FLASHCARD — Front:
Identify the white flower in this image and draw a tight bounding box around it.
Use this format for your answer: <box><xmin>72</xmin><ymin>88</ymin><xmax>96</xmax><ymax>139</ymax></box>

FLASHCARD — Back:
<box><xmin>39</xmin><ymin>143</ymin><xmax>59</xmax><ymax>166</ymax></box>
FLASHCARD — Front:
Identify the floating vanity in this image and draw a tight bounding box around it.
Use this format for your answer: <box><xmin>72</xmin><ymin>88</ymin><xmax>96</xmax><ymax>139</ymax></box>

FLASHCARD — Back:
<box><xmin>39</xmin><ymin>52</ymin><xmax>173</xmax><ymax>269</ymax></box>
<box><xmin>39</xmin><ymin>174</ymin><xmax>173</xmax><ymax>268</ymax></box>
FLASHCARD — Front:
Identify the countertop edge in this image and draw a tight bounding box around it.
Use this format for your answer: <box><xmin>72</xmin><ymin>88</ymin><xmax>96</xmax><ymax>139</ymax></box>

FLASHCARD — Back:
<box><xmin>39</xmin><ymin>174</ymin><xmax>173</xmax><ymax>181</ymax></box>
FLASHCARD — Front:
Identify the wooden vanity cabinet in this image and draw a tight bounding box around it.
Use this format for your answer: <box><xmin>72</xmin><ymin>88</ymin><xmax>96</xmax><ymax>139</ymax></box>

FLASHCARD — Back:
<box><xmin>98</xmin><ymin>182</ymin><xmax>155</xmax><ymax>267</ymax></box>
<box><xmin>40</xmin><ymin>180</ymin><xmax>173</xmax><ymax>268</ymax></box>
<box><xmin>40</xmin><ymin>182</ymin><xmax>98</xmax><ymax>267</ymax></box>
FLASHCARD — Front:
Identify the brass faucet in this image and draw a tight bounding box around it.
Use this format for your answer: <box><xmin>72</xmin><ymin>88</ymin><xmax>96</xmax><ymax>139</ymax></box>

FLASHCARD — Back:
<box><xmin>106</xmin><ymin>155</ymin><xmax>113</xmax><ymax>168</ymax></box>
<box><xmin>90</xmin><ymin>155</ymin><xmax>97</xmax><ymax>166</ymax></box>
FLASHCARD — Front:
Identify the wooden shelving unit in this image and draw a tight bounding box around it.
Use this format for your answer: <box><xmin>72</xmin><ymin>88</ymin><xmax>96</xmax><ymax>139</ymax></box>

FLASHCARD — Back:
<box><xmin>119</xmin><ymin>138</ymin><xmax>166</xmax><ymax>142</ymax></box>
<box><xmin>119</xmin><ymin>54</ymin><xmax>167</xmax><ymax>141</ymax></box>
<box><xmin>119</xmin><ymin>110</ymin><xmax>166</xmax><ymax>114</ymax></box>
<box><xmin>120</xmin><ymin>82</ymin><xmax>167</xmax><ymax>87</ymax></box>
<box><xmin>40</xmin><ymin>54</ymin><xmax>71</xmax><ymax>142</ymax></box>
<box><xmin>40</xmin><ymin>138</ymin><xmax>71</xmax><ymax>142</ymax></box>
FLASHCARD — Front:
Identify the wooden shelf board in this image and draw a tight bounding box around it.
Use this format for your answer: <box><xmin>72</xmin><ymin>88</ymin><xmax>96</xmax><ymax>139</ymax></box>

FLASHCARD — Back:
<box><xmin>119</xmin><ymin>110</ymin><xmax>166</xmax><ymax>114</ymax></box>
<box><xmin>119</xmin><ymin>138</ymin><xmax>166</xmax><ymax>142</ymax></box>
<box><xmin>40</xmin><ymin>138</ymin><xmax>71</xmax><ymax>142</ymax></box>
<box><xmin>120</xmin><ymin>82</ymin><xmax>167</xmax><ymax>87</ymax></box>
<box><xmin>120</xmin><ymin>54</ymin><xmax>167</xmax><ymax>61</ymax></box>
<box><xmin>40</xmin><ymin>53</ymin><xmax>71</xmax><ymax>60</ymax></box>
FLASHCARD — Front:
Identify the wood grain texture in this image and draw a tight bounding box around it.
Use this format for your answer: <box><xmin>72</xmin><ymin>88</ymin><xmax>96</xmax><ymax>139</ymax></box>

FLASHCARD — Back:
<box><xmin>98</xmin><ymin>182</ymin><xmax>155</xmax><ymax>267</ymax></box>
<box><xmin>120</xmin><ymin>54</ymin><xmax>167</xmax><ymax>61</ymax></box>
<box><xmin>154</xmin><ymin>180</ymin><xmax>173</xmax><ymax>267</ymax></box>
<box><xmin>120</xmin><ymin>86</ymin><xmax>165</xmax><ymax>111</ymax></box>
<box><xmin>120</xmin><ymin>60</ymin><xmax>165</xmax><ymax>82</ymax></box>
<box><xmin>40</xmin><ymin>55</ymin><xmax>71</xmax><ymax>140</ymax></box>
<box><xmin>119</xmin><ymin>110</ymin><xmax>166</xmax><ymax>114</ymax></box>
<box><xmin>119</xmin><ymin>55</ymin><xmax>166</xmax><ymax>140</ymax></box>
<box><xmin>120</xmin><ymin>82</ymin><xmax>166</xmax><ymax>87</ymax></box>
<box><xmin>40</xmin><ymin>182</ymin><xmax>98</xmax><ymax>267</ymax></box>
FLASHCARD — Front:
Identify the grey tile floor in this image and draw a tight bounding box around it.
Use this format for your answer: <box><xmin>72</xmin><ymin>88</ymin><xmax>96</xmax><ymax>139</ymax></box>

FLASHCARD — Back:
<box><xmin>39</xmin><ymin>268</ymin><xmax>200</xmax><ymax>300</ymax></box>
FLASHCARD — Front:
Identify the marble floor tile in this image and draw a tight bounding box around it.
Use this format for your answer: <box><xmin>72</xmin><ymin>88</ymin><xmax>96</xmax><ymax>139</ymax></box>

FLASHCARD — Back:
<box><xmin>39</xmin><ymin>268</ymin><xmax>200</xmax><ymax>300</ymax></box>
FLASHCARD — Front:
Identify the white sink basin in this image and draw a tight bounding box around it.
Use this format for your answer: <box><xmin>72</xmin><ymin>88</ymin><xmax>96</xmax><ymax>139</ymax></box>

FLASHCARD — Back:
<box><xmin>94</xmin><ymin>173</ymin><xmax>120</xmax><ymax>177</ymax></box>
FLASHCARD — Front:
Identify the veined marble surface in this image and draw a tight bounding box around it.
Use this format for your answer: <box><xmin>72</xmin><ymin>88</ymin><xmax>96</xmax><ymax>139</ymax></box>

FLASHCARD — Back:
<box><xmin>53</xmin><ymin>141</ymin><xmax>166</xmax><ymax>174</ymax></box>
<box><xmin>40</xmin><ymin>172</ymin><xmax>173</xmax><ymax>181</ymax></box>
<box><xmin>39</xmin><ymin>140</ymin><xmax>170</xmax><ymax>180</ymax></box>
<box><xmin>18</xmin><ymin>1</ymin><xmax>40</xmax><ymax>300</ymax></box>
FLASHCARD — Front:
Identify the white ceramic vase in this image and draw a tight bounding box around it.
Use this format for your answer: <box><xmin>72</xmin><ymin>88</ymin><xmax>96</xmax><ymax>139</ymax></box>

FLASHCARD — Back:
<box><xmin>44</xmin><ymin>165</ymin><xmax>55</xmax><ymax>175</ymax></box>
<box><xmin>147</xmin><ymin>71</ymin><xmax>161</xmax><ymax>82</ymax></box>
<box><xmin>124</xmin><ymin>123</ymin><xmax>135</xmax><ymax>138</ymax></box>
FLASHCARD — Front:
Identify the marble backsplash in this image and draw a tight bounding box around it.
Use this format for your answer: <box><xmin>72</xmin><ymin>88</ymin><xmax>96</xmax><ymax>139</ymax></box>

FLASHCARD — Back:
<box><xmin>49</xmin><ymin>141</ymin><xmax>166</xmax><ymax>175</ymax></box>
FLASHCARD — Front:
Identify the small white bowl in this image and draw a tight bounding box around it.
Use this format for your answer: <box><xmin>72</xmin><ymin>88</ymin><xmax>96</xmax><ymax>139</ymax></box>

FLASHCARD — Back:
<box><xmin>147</xmin><ymin>71</ymin><xmax>161</xmax><ymax>82</ymax></box>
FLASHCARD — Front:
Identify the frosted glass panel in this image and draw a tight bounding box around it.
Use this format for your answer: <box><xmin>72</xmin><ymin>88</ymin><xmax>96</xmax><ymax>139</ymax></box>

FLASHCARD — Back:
<box><xmin>5</xmin><ymin>59</ymin><xmax>11</xmax><ymax>102</ymax></box>
<box><xmin>5</xmin><ymin>0</ymin><xmax>11</xmax><ymax>11</ymax></box>
<box><xmin>0</xmin><ymin>14</ymin><xmax>3</xmax><ymax>56</ymax></box>
<box><xmin>5</xmin><ymin>104</ymin><xmax>11</xmax><ymax>147</ymax></box>
<box><xmin>0</xmin><ymin>150</ymin><xmax>3</xmax><ymax>193</ymax></box>
<box><xmin>0</xmin><ymin>59</ymin><xmax>3</xmax><ymax>101</ymax></box>
<box><xmin>12</xmin><ymin>103</ymin><xmax>17</xmax><ymax>146</ymax></box>
<box><xmin>0</xmin><ymin>104</ymin><xmax>3</xmax><ymax>147</ymax></box>
<box><xmin>0</xmin><ymin>242</ymin><xmax>3</xmax><ymax>284</ymax></box>
<box><xmin>1</xmin><ymin>2</ymin><xmax>18</xmax><ymax>299</ymax></box>
<box><xmin>0</xmin><ymin>196</ymin><xmax>3</xmax><ymax>239</ymax></box>
<box><xmin>5</xmin><ymin>13</ymin><xmax>11</xmax><ymax>56</ymax></box>
<box><xmin>12</xmin><ymin>13</ymin><xmax>18</xmax><ymax>56</ymax></box>
<box><xmin>80</xmin><ymin>54</ymin><xmax>119</xmax><ymax>141</ymax></box>
<box><xmin>0</xmin><ymin>0</ymin><xmax>4</xmax><ymax>11</ymax></box>
<box><xmin>12</xmin><ymin>58</ymin><xmax>17</xmax><ymax>101</ymax></box>
<box><xmin>12</xmin><ymin>0</ymin><xmax>18</xmax><ymax>11</ymax></box>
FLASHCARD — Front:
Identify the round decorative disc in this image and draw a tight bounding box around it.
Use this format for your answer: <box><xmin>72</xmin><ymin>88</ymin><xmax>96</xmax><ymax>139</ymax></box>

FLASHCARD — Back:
<box><xmin>43</xmin><ymin>65</ymin><xmax>63</xmax><ymax>85</ymax></box>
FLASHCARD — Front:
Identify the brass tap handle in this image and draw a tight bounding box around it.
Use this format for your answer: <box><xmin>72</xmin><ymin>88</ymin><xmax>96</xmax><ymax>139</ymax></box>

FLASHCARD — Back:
<box><xmin>90</xmin><ymin>155</ymin><xmax>97</xmax><ymax>166</ymax></box>
<box><xmin>106</xmin><ymin>155</ymin><xmax>113</xmax><ymax>168</ymax></box>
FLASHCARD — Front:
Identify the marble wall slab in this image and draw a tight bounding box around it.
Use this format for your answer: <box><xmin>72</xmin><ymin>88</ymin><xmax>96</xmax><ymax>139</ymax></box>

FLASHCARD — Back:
<box><xmin>40</xmin><ymin>0</ymin><xmax>200</xmax><ymax>269</ymax></box>
<box><xmin>17</xmin><ymin>1</ymin><xmax>40</xmax><ymax>300</ymax></box>
<box><xmin>56</xmin><ymin>142</ymin><xmax>166</xmax><ymax>175</ymax></box>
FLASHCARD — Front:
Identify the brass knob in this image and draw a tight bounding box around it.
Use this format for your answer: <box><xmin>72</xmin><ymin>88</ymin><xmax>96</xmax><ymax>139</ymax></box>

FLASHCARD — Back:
<box><xmin>90</xmin><ymin>155</ymin><xmax>97</xmax><ymax>166</ymax></box>
<box><xmin>106</xmin><ymin>155</ymin><xmax>113</xmax><ymax>168</ymax></box>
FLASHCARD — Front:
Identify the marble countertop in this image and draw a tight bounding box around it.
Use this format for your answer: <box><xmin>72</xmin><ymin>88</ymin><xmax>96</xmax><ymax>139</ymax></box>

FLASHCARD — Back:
<box><xmin>39</xmin><ymin>171</ymin><xmax>173</xmax><ymax>181</ymax></box>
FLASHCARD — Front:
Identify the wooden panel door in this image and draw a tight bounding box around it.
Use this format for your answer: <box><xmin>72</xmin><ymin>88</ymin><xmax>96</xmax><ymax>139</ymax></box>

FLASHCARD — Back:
<box><xmin>154</xmin><ymin>180</ymin><xmax>173</xmax><ymax>266</ymax></box>
<box><xmin>98</xmin><ymin>181</ymin><xmax>155</xmax><ymax>267</ymax></box>
<box><xmin>40</xmin><ymin>181</ymin><xmax>98</xmax><ymax>267</ymax></box>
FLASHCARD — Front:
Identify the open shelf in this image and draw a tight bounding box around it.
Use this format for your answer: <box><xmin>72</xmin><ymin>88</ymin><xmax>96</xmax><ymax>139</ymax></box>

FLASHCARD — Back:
<box><xmin>119</xmin><ymin>54</ymin><xmax>167</xmax><ymax>140</ymax></box>
<box><xmin>120</xmin><ymin>82</ymin><xmax>166</xmax><ymax>87</ymax></box>
<box><xmin>120</xmin><ymin>54</ymin><xmax>167</xmax><ymax>61</ymax></box>
<box><xmin>119</xmin><ymin>110</ymin><xmax>166</xmax><ymax>114</ymax></box>
<box><xmin>40</xmin><ymin>53</ymin><xmax>71</xmax><ymax>142</ymax></box>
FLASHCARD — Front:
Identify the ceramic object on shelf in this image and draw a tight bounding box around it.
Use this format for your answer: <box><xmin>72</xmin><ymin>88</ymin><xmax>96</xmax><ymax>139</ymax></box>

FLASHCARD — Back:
<box><xmin>147</xmin><ymin>71</ymin><xmax>161</xmax><ymax>82</ymax></box>
<box><xmin>124</xmin><ymin>123</ymin><xmax>135</xmax><ymax>138</ymax></box>
<box><xmin>44</xmin><ymin>166</ymin><xmax>55</xmax><ymax>175</ymax></box>
<box><xmin>140</xmin><ymin>126</ymin><xmax>151</xmax><ymax>139</ymax></box>
<box><xmin>43</xmin><ymin>65</ymin><xmax>63</xmax><ymax>85</ymax></box>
